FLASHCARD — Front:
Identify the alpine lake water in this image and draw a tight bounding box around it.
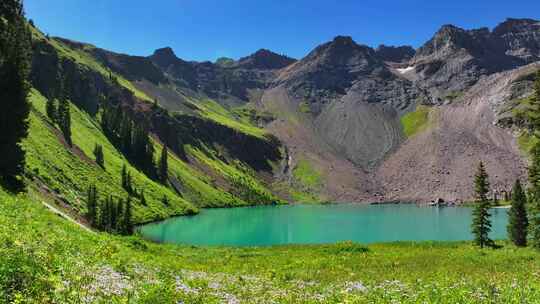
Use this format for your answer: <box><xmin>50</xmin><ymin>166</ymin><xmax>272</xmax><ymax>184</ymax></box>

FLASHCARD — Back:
<box><xmin>139</xmin><ymin>204</ymin><xmax>509</xmax><ymax>246</ymax></box>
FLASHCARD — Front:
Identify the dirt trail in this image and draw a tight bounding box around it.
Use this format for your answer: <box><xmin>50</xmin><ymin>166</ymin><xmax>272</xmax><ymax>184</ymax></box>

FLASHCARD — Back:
<box><xmin>41</xmin><ymin>200</ymin><xmax>95</xmax><ymax>233</ymax></box>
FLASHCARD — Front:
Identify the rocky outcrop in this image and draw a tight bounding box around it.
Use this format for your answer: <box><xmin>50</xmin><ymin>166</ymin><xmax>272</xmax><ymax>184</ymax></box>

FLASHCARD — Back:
<box><xmin>236</xmin><ymin>49</ymin><xmax>296</xmax><ymax>70</ymax></box>
<box><xmin>410</xmin><ymin>19</ymin><xmax>540</xmax><ymax>101</ymax></box>
<box><xmin>375</xmin><ymin>45</ymin><xmax>415</xmax><ymax>63</ymax></box>
<box><xmin>493</xmin><ymin>18</ymin><xmax>540</xmax><ymax>62</ymax></box>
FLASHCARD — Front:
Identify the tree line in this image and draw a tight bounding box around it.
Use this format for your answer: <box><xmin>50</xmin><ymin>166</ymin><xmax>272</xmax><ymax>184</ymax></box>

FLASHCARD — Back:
<box><xmin>46</xmin><ymin>74</ymin><xmax>72</xmax><ymax>146</ymax></box>
<box><xmin>86</xmin><ymin>184</ymin><xmax>133</xmax><ymax>235</ymax></box>
<box><xmin>101</xmin><ymin>103</ymin><xmax>156</xmax><ymax>178</ymax></box>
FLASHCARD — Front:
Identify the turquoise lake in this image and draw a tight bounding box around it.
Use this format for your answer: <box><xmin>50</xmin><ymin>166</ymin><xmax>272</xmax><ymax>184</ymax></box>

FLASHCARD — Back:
<box><xmin>139</xmin><ymin>204</ymin><xmax>509</xmax><ymax>246</ymax></box>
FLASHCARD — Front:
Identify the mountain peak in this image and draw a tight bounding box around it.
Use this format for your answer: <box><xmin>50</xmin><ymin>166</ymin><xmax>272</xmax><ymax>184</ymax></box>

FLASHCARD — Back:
<box><xmin>237</xmin><ymin>48</ymin><xmax>296</xmax><ymax>70</ymax></box>
<box><xmin>331</xmin><ymin>35</ymin><xmax>355</xmax><ymax>45</ymax></box>
<box><xmin>150</xmin><ymin>47</ymin><xmax>180</xmax><ymax>67</ymax></box>
<box><xmin>493</xmin><ymin>18</ymin><xmax>540</xmax><ymax>35</ymax></box>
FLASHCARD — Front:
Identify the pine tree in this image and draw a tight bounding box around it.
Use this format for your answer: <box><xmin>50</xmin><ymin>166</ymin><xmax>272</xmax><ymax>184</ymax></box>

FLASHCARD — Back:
<box><xmin>159</xmin><ymin>145</ymin><xmax>169</xmax><ymax>184</ymax></box>
<box><xmin>0</xmin><ymin>0</ymin><xmax>32</xmax><ymax>189</ymax></box>
<box><xmin>530</xmin><ymin>197</ymin><xmax>540</xmax><ymax>250</ymax></box>
<box><xmin>507</xmin><ymin>180</ymin><xmax>528</xmax><ymax>247</ymax></box>
<box><xmin>122</xmin><ymin>196</ymin><xmax>133</xmax><ymax>235</ymax></box>
<box><xmin>86</xmin><ymin>184</ymin><xmax>98</xmax><ymax>226</ymax></box>
<box><xmin>126</xmin><ymin>171</ymin><xmax>133</xmax><ymax>194</ymax></box>
<box><xmin>97</xmin><ymin>198</ymin><xmax>108</xmax><ymax>231</ymax></box>
<box><xmin>57</xmin><ymin>97</ymin><xmax>72</xmax><ymax>146</ymax></box>
<box><xmin>121</xmin><ymin>164</ymin><xmax>128</xmax><ymax>190</ymax></box>
<box><xmin>116</xmin><ymin>198</ymin><xmax>124</xmax><ymax>232</ymax></box>
<box><xmin>528</xmin><ymin>140</ymin><xmax>540</xmax><ymax>249</ymax></box>
<box><xmin>93</xmin><ymin>144</ymin><xmax>104</xmax><ymax>168</ymax></box>
<box><xmin>46</xmin><ymin>95</ymin><xmax>57</xmax><ymax>123</ymax></box>
<box><xmin>471</xmin><ymin>161</ymin><xmax>494</xmax><ymax>248</ymax></box>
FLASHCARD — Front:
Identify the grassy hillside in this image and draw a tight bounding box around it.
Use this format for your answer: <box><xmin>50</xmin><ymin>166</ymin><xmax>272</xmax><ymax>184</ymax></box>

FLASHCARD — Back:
<box><xmin>25</xmin><ymin>89</ymin><xmax>196</xmax><ymax>223</ymax></box>
<box><xmin>24</xmin><ymin>87</ymin><xmax>284</xmax><ymax>224</ymax></box>
<box><xmin>185</xmin><ymin>97</ymin><xmax>268</xmax><ymax>139</ymax></box>
<box><xmin>2</xmin><ymin>188</ymin><xmax>540</xmax><ymax>303</ymax></box>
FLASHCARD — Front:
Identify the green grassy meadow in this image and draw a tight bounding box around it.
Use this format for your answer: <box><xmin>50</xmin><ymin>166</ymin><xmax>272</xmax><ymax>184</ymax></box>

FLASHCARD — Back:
<box><xmin>2</xmin><ymin>187</ymin><xmax>540</xmax><ymax>303</ymax></box>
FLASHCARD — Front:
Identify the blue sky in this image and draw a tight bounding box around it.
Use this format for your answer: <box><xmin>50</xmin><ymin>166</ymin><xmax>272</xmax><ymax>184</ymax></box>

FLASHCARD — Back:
<box><xmin>25</xmin><ymin>0</ymin><xmax>540</xmax><ymax>62</ymax></box>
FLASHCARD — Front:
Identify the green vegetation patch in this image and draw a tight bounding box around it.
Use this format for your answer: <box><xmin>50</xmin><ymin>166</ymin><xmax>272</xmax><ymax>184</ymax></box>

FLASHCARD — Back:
<box><xmin>25</xmin><ymin>89</ymin><xmax>196</xmax><ymax>223</ymax></box>
<box><xmin>517</xmin><ymin>130</ymin><xmax>540</xmax><ymax>155</ymax></box>
<box><xmin>186</xmin><ymin>146</ymin><xmax>282</xmax><ymax>205</ymax></box>
<box><xmin>3</xmin><ymin>187</ymin><xmax>540</xmax><ymax>302</ymax></box>
<box><xmin>293</xmin><ymin>159</ymin><xmax>322</xmax><ymax>189</ymax></box>
<box><xmin>401</xmin><ymin>105</ymin><xmax>432</xmax><ymax>138</ymax></box>
<box><xmin>186</xmin><ymin>98</ymin><xmax>268</xmax><ymax>139</ymax></box>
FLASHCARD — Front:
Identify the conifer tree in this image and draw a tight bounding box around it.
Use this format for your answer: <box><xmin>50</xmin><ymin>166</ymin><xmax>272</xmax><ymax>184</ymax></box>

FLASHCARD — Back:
<box><xmin>530</xmin><ymin>197</ymin><xmax>540</xmax><ymax>250</ymax></box>
<box><xmin>0</xmin><ymin>0</ymin><xmax>32</xmax><ymax>189</ymax></box>
<box><xmin>121</xmin><ymin>164</ymin><xmax>128</xmax><ymax>189</ymax></box>
<box><xmin>86</xmin><ymin>184</ymin><xmax>98</xmax><ymax>226</ymax></box>
<box><xmin>106</xmin><ymin>196</ymin><xmax>115</xmax><ymax>232</ymax></box>
<box><xmin>93</xmin><ymin>144</ymin><xmax>104</xmax><ymax>168</ymax></box>
<box><xmin>471</xmin><ymin>161</ymin><xmax>494</xmax><ymax>248</ymax></box>
<box><xmin>97</xmin><ymin>198</ymin><xmax>108</xmax><ymax>230</ymax></box>
<box><xmin>46</xmin><ymin>94</ymin><xmax>57</xmax><ymax>123</ymax></box>
<box><xmin>57</xmin><ymin>97</ymin><xmax>72</xmax><ymax>146</ymax></box>
<box><xmin>126</xmin><ymin>171</ymin><xmax>133</xmax><ymax>193</ymax></box>
<box><xmin>162</xmin><ymin>195</ymin><xmax>169</xmax><ymax>206</ymax></box>
<box><xmin>528</xmin><ymin>136</ymin><xmax>540</xmax><ymax>249</ymax></box>
<box><xmin>122</xmin><ymin>196</ymin><xmax>133</xmax><ymax>235</ymax></box>
<box><xmin>116</xmin><ymin>198</ymin><xmax>124</xmax><ymax>232</ymax></box>
<box><xmin>159</xmin><ymin>145</ymin><xmax>169</xmax><ymax>184</ymax></box>
<box><xmin>507</xmin><ymin>180</ymin><xmax>528</xmax><ymax>246</ymax></box>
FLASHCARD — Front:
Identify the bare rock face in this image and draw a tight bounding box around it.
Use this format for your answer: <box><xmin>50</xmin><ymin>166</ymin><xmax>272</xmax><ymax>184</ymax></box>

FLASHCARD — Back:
<box><xmin>410</xmin><ymin>19</ymin><xmax>540</xmax><ymax>102</ymax></box>
<box><xmin>493</xmin><ymin>18</ymin><xmax>540</xmax><ymax>62</ymax></box>
<box><xmin>268</xmin><ymin>36</ymin><xmax>426</xmax><ymax>169</ymax></box>
<box><xmin>375</xmin><ymin>45</ymin><xmax>415</xmax><ymax>63</ymax></box>
<box><xmin>276</xmin><ymin>36</ymin><xmax>422</xmax><ymax>112</ymax></box>
<box><xmin>236</xmin><ymin>49</ymin><xmax>296</xmax><ymax>70</ymax></box>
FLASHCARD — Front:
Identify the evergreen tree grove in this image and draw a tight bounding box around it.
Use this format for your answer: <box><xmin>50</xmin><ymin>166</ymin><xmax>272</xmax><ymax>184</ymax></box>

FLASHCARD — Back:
<box><xmin>101</xmin><ymin>103</ymin><xmax>156</xmax><ymax>178</ymax></box>
<box><xmin>0</xmin><ymin>0</ymin><xmax>32</xmax><ymax>189</ymax></box>
<box><xmin>507</xmin><ymin>180</ymin><xmax>528</xmax><ymax>247</ymax></box>
<box><xmin>471</xmin><ymin>161</ymin><xmax>494</xmax><ymax>248</ymax></box>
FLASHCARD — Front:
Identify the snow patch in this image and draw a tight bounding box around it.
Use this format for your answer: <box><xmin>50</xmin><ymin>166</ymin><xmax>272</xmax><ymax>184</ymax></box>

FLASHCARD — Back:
<box><xmin>396</xmin><ymin>66</ymin><xmax>414</xmax><ymax>74</ymax></box>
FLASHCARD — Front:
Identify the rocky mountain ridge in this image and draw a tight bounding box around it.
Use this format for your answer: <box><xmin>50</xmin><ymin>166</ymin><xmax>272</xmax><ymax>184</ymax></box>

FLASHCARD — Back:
<box><xmin>38</xmin><ymin>17</ymin><xmax>540</xmax><ymax>203</ymax></box>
